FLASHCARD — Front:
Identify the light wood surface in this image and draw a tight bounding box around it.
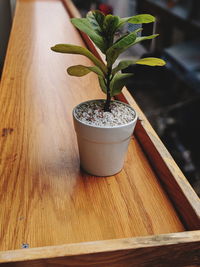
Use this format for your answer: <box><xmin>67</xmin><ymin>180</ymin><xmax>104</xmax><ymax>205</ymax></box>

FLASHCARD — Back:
<box><xmin>0</xmin><ymin>0</ymin><xmax>186</xmax><ymax>253</ymax></box>
<box><xmin>0</xmin><ymin>231</ymin><xmax>200</xmax><ymax>266</ymax></box>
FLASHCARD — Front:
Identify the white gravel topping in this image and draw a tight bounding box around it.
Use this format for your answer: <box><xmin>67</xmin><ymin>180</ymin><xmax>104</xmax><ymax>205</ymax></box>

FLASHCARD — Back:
<box><xmin>74</xmin><ymin>100</ymin><xmax>136</xmax><ymax>127</ymax></box>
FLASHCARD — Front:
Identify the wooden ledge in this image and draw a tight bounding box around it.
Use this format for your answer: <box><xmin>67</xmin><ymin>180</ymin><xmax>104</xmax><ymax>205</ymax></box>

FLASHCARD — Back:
<box><xmin>0</xmin><ymin>0</ymin><xmax>199</xmax><ymax>266</ymax></box>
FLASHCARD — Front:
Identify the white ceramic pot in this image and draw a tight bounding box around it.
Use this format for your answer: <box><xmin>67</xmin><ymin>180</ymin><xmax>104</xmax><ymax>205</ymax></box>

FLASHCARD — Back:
<box><xmin>73</xmin><ymin>100</ymin><xmax>137</xmax><ymax>176</ymax></box>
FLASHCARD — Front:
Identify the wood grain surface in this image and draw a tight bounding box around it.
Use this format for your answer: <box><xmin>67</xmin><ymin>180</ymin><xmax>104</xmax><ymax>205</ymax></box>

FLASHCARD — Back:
<box><xmin>0</xmin><ymin>0</ymin><xmax>186</xmax><ymax>254</ymax></box>
<box><xmin>0</xmin><ymin>231</ymin><xmax>200</xmax><ymax>266</ymax></box>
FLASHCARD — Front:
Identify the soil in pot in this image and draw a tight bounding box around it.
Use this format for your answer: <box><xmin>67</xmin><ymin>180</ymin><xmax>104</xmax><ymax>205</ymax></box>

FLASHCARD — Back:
<box><xmin>74</xmin><ymin>100</ymin><xmax>136</xmax><ymax>127</ymax></box>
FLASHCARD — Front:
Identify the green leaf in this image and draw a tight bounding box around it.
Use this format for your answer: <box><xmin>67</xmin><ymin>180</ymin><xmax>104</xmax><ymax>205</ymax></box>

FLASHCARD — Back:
<box><xmin>87</xmin><ymin>66</ymin><xmax>105</xmax><ymax>76</ymax></box>
<box><xmin>114</xmin><ymin>32</ymin><xmax>129</xmax><ymax>44</ymax></box>
<box><xmin>103</xmin><ymin>15</ymin><xmax>120</xmax><ymax>35</ymax></box>
<box><xmin>67</xmin><ymin>65</ymin><xmax>104</xmax><ymax>77</ymax></box>
<box><xmin>112</xmin><ymin>60</ymin><xmax>134</xmax><ymax>75</ymax></box>
<box><xmin>106</xmin><ymin>31</ymin><xmax>137</xmax><ymax>67</ymax></box>
<box><xmin>70</xmin><ymin>18</ymin><xmax>105</xmax><ymax>53</ymax></box>
<box><xmin>86</xmin><ymin>10</ymin><xmax>105</xmax><ymax>34</ymax></box>
<box><xmin>98</xmin><ymin>76</ymin><xmax>107</xmax><ymax>94</ymax></box>
<box><xmin>133</xmin><ymin>34</ymin><xmax>159</xmax><ymax>45</ymax></box>
<box><xmin>114</xmin><ymin>28</ymin><xmax>142</xmax><ymax>45</ymax></box>
<box><xmin>51</xmin><ymin>44</ymin><xmax>107</xmax><ymax>74</ymax></box>
<box><xmin>117</xmin><ymin>18</ymin><xmax>129</xmax><ymax>28</ymax></box>
<box><xmin>110</xmin><ymin>73</ymin><xmax>133</xmax><ymax>96</ymax></box>
<box><xmin>103</xmin><ymin>15</ymin><xmax>120</xmax><ymax>49</ymax></box>
<box><xmin>67</xmin><ymin>65</ymin><xmax>91</xmax><ymax>77</ymax></box>
<box><xmin>135</xmin><ymin>57</ymin><xmax>166</xmax><ymax>66</ymax></box>
<box><xmin>117</xmin><ymin>14</ymin><xmax>155</xmax><ymax>29</ymax></box>
<box><xmin>127</xmin><ymin>14</ymin><xmax>155</xmax><ymax>24</ymax></box>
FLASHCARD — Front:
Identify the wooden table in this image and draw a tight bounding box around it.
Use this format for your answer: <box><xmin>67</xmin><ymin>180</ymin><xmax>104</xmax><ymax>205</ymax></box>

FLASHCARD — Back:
<box><xmin>0</xmin><ymin>0</ymin><xmax>199</xmax><ymax>266</ymax></box>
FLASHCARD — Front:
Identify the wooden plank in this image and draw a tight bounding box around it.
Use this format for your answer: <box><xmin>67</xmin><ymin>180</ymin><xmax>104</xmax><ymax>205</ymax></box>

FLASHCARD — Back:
<box><xmin>0</xmin><ymin>231</ymin><xmax>200</xmax><ymax>266</ymax></box>
<box><xmin>0</xmin><ymin>0</ymin><xmax>199</xmax><ymax>266</ymax></box>
<box><xmin>62</xmin><ymin>0</ymin><xmax>200</xmax><ymax>230</ymax></box>
<box><xmin>0</xmin><ymin>0</ymin><xmax>186</xmax><ymax>253</ymax></box>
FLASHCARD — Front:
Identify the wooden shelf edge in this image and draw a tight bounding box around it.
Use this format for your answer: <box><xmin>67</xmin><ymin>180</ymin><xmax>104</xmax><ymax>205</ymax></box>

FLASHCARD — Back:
<box><xmin>0</xmin><ymin>230</ymin><xmax>199</xmax><ymax>266</ymax></box>
<box><xmin>62</xmin><ymin>0</ymin><xmax>200</xmax><ymax>230</ymax></box>
<box><xmin>118</xmin><ymin>91</ymin><xmax>200</xmax><ymax>230</ymax></box>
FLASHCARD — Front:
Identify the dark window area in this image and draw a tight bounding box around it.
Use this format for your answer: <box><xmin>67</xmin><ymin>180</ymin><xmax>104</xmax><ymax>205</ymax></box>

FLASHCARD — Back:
<box><xmin>128</xmin><ymin>0</ymin><xmax>200</xmax><ymax>196</ymax></box>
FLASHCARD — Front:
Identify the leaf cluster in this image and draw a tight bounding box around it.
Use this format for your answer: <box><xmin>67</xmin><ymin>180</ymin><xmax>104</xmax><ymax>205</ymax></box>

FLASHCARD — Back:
<box><xmin>51</xmin><ymin>11</ymin><xmax>165</xmax><ymax>98</ymax></box>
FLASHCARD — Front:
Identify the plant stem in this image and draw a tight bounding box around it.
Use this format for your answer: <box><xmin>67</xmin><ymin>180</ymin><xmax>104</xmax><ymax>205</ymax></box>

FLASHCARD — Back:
<box><xmin>104</xmin><ymin>67</ymin><xmax>112</xmax><ymax>112</ymax></box>
<box><xmin>104</xmin><ymin>91</ymin><xmax>111</xmax><ymax>112</ymax></box>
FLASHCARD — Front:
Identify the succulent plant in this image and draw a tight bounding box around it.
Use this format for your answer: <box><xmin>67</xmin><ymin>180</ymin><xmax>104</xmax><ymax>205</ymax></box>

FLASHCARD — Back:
<box><xmin>51</xmin><ymin>11</ymin><xmax>165</xmax><ymax>111</ymax></box>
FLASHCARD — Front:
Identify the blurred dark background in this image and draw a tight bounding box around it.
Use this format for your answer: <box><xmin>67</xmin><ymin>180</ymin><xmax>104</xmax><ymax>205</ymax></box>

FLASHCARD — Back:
<box><xmin>1</xmin><ymin>0</ymin><xmax>200</xmax><ymax>196</ymax></box>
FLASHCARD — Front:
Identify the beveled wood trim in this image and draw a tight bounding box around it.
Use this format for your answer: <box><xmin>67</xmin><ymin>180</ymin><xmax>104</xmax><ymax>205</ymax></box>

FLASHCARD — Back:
<box><xmin>62</xmin><ymin>0</ymin><xmax>200</xmax><ymax>230</ymax></box>
<box><xmin>61</xmin><ymin>0</ymin><xmax>81</xmax><ymax>18</ymax></box>
<box><xmin>117</xmin><ymin>91</ymin><xmax>200</xmax><ymax>230</ymax></box>
<box><xmin>0</xmin><ymin>231</ymin><xmax>200</xmax><ymax>266</ymax></box>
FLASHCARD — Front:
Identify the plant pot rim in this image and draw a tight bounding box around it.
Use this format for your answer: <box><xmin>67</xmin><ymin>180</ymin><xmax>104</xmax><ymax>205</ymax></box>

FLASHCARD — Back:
<box><xmin>72</xmin><ymin>99</ymin><xmax>138</xmax><ymax>129</ymax></box>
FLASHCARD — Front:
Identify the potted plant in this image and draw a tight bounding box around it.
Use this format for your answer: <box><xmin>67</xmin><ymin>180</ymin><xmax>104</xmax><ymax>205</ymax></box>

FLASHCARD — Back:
<box><xmin>51</xmin><ymin>11</ymin><xmax>165</xmax><ymax>176</ymax></box>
